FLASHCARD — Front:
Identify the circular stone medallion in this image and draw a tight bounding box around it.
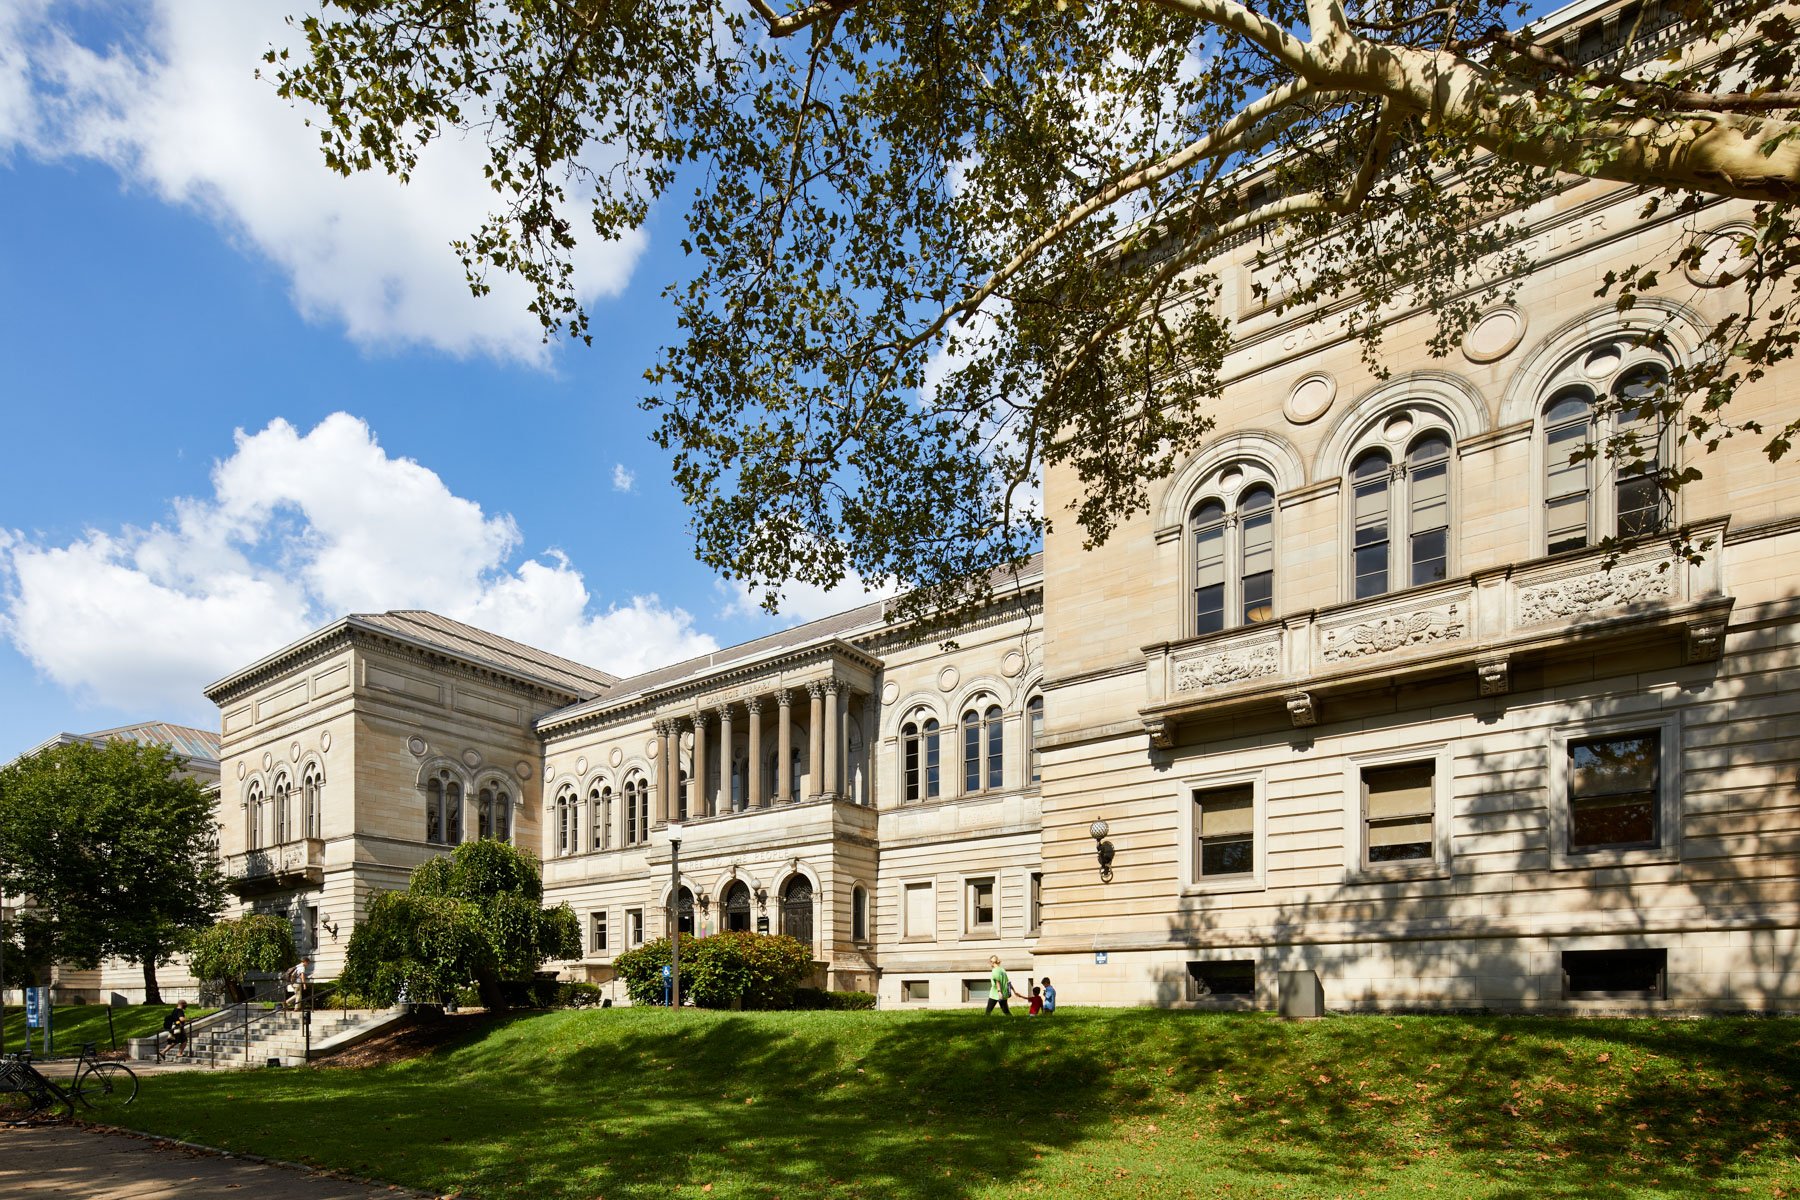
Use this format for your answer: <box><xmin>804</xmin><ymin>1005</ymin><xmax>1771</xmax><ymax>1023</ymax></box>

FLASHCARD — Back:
<box><xmin>575</xmin><ymin>756</ymin><xmax>589</xmax><ymax>776</ymax></box>
<box><xmin>1284</xmin><ymin>373</ymin><xmax>1336</xmax><ymax>425</ymax></box>
<box><xmin>1383</xmin><ymin>413</ymin><xmax>1415</xmax><ymax>443</ymax></box>
<box><xmin>1461</xmin><ymin>306</ymin><xmax>1526</xmax><ymax>363</ymax></box>
<box><xmin>262</xmin><ymin>751</ymin><xmax>273</xmax><ymax>771</ymax></box>
<box><xmin>290</xmin><ymin>740</ymin><xmax>302</xmax><ymax>763</ymax></box>
<box><xmin>938</xmin><ymin>666</ymin><xmax>960</xmax><ymax>692</ymax></box>
<box><xmin>544</xmin><ymin>763</ymin><xmax>555</xmax><ymax>782</ymax></box>
<box><xmin>609</xmin><ymin>747</ymin><xmax>625</xmax><ymax>768</ymax></box>
<box><xmin>320</xmin><ymin>731</ymin><xmax>333</xmax><ymax>753</ymax></box>
<box><xmin>880</xmin><ymin>681</ymin><xmax>899</xmax><ymax>705</ymax></box>
<box><xmin>236</xmin><ymin>761</ymin><xmax>247</xmax><ymax>780</ymax></box>
<box><xmin>647</xmin><ymin>739</ymin><xmax>660</xmax><ymax>760</ymax></box>
<box><xmin>1002</xmin><ymin>650</ymin><xmax>1025</xmax><ymax>678</ymax></box>
<box><xmin>462</xmin><ymin>748</ymin><xmax>482</xmax><ymax>769</ymax></box>
<box><xmin>1583</xmin><ymin>345</ymin><xmax>1622</xmax><ymax>379</ymax></box>
<box><xmin>515</xmin><ymin>761</ymin><xmax>532</xmax><ymax>780</ymax></box>
<box><xmin>408</xmin><ymin>736</ymin><xmax>427</xmax><ymax>757</ymax></box>
<box><xmin>1685</xmin><ymin>225</ymin><xmax>1753</xmax><ymax>287</ymax></box>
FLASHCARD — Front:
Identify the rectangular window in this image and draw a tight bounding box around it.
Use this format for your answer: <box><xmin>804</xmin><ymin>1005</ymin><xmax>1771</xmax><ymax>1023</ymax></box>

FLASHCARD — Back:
<box><xmin>590</xmin><ymin>913</ymin><xmax>608</xmax><ymax>954</ymax></box>
<box><xmin>1569</xmin><ymin>732</ymin><xmax>1660</xmax><ymax>851</ymax></box>
<box><xmin>1362</xmin><ymin>761</ymin><xmax>1436</xmax><ymax>866</ymax></box>
<box><xmin>961</xmin><ymin>978</ymin><xmax>990</xmax><ymax>1003</ymax></box>
<box><xmin>1193</xmin><ymin>520</ymin><xmax>1226</xmax><ymax>634</ymax></box>
<box><xmin>902</xmin><ymin>980</ymin><xmax>929</xmax><ymax>1003</ymax></box>
<box><xmin>1195</xmin><ymin>784</ymin><xmax>1255</xmax><ymax>878</ymax></box>
<box><xmin>1028</xmin><ymin>698</ymin><xmax>1043</xmax><ymax>784</ymax></box>
<box><xmin>1027</xmin><ymin>872</ymin><xmax>1042</xmax><ymax>934</ymax></box>
<box><xmin>627</xmin><ymin>908</ymin><xmax>644</xmax><ymax>947</ymax></box>
<box><xmin>903</xmin><ymin>882</ymin><xmax>934</xmax><ymax>940</ymax></box>
<box><xmin>1353</xmin><ymin>472</ymin><xmax>1391</xmax><ymax>599</ymax></box>
<box><xmin>964</xmin><ymin>719</ymin><xmax>981</xmax><ymax>794</ymax></box>
<box><xmin>966</xmin><ymin>878</ymin><xmax>996</xmax><ymax>933</ymax></box>
<box><xmin>1241</xmin><ymin>507</ymin><xmax>1275</xmax><ymax>623</ymax></box>
<box><xmin>1186</xmin><ymin>959</ymin><xmax>1255</xmax><ymax>999</ymax></box>
<box><xmin>1563</xmin><ymin>949</ymin><xmax>1666</xmax><ymax>999</ymax></box>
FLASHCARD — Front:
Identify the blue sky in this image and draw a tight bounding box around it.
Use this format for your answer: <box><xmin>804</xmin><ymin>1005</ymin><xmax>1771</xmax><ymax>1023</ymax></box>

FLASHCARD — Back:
<box><xmin>0</xmin><ymin>0</ymin><xmax>888</xmax><ymax>759</ymax></box>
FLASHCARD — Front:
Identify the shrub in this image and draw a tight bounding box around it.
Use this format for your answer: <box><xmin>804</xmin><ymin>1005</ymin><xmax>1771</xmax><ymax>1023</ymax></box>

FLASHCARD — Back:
<box><xmin>187</xmin><ymin>914</ymin><xmax>297</xmax><ymax>1002</ymax></box>
<box><xmin>556</xmin><ymin>981</ymin><xmax>603</xmax><ymax>1007</ymax></box>
<box><xmin>792</xmin><ymin>986</ymin><xmax>875</xmax><ymax>1010</ymax></box>
<box><xmin>613</xmin><ymin>933</ymin><xmax>812</xmax><ymax>1009</ymax></box>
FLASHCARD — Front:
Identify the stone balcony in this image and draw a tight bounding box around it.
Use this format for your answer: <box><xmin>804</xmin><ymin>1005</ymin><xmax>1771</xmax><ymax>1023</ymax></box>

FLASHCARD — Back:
<box><xmin>1140</xmin><ymin>517</ymin><xmax>1734</xmax><ymax>743</ymax></box>
<box><xmin>225</xmin><ymin>837</ymin><xmax>325</xmax><ymax>897</ymax></box>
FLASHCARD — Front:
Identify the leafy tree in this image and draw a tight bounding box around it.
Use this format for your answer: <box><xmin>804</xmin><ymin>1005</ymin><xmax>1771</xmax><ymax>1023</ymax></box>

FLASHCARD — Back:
<box><xmin>613</xmin><ymin>933</ymin><xmax>814</xmax><ymax>1009</ymax></box>
<box><xmin>341</xmin><ymin>839</ymin><xmax>579</xmax><ymax>1010</ymax></box>
<box><xmin>186</xmin><ymin>914</ymin><xmax>298</xmax><ymax>1003</ymax></box>
<box><xmin>0</xmin><ymin>740</ymin><xmax>225</xmax><ymax>1004</ymax></box>
<box><xmin>274</xmin><ymin>0</ymin><xmax>1797</xmax><ymax>610</ymax></box>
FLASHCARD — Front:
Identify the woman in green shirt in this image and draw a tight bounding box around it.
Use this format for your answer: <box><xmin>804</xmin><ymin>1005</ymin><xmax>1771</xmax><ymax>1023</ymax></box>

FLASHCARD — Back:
<box><xmin>986</xmin><ymin>956</ymin><xmax>1017</xmax><ymax>1015</ymax></box>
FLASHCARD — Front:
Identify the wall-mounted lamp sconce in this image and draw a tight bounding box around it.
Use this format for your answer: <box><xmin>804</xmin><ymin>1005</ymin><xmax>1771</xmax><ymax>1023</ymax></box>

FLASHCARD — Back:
<box><xmin>321</xmin><ymin>917</ymin><xmax>340</xmax><ymax>939</ymax></box>
<box><xmin>753</xmin><ymin>886</ymin><xmax>768</xmax><ymax>910</ymax></box>
<box><xmin>1090</xmin><ymin>819</ymin><xmax>1115</xmax><ymax>882</ymax></box>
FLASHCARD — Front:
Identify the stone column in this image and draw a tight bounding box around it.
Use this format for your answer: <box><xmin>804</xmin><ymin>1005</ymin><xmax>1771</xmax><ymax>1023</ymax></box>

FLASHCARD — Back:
<box><xmin>807</xmin><ymin>683</ymin><xmax>825</xmax><ymax>801</ymax></box>
<box><xmin>746</xmin><ymin>696</ymin><xmax>765</xmax><ymax>808</ymax></box>
<box><xmin>823</xmin><ymin>680</ymin><xmax>842</xmax><ymax>800</ymax></box>
<box><xmin>776</xmin><ymin>689</ymin><xmax>793</xmax><ymax>804</ymax></box>
<box><xmin>717</xmin><ymin>704</ymin><xmax>734</xmax><ymax>813</ymax></box>
<box><xmin>655</xmin><ymin>721</ymin><xmax>673</xmax><ymax>825</ymax></box>
<box><xmin>691</xmin><ymin>712</ymin><xmax>708</xmax><ymax>819</ymax></box>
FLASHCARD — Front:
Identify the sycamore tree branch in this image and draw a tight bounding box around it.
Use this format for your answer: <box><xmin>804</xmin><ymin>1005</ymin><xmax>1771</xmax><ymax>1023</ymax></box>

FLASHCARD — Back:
<box><xmin>1486</xmin><ymin>29</ymin><xmax>1800</xmax><ymax>113</ymax></box>
<box><xmin>748</xmin><ymin>0</ymin><xmax>861</xmax><ymax>39</ymax></box>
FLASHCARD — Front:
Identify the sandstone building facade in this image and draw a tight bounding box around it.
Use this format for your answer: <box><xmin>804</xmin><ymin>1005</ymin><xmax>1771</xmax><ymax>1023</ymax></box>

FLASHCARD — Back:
<box><xmin>186</xmin><ymin>2</ymin><xmax>1797</xmax><ymax>1013</ymax></box>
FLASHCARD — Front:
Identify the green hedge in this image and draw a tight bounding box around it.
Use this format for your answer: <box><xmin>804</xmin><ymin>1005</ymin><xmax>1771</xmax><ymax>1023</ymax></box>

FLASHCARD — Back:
<box><xmin>792</xmin><ymin>987</ymin><xmax>876</xmax><ymax>1010</ymax></box>
<box><xmin>613</xmin><ymin>933</ymin><xmax>812</xmax><ymax>1008</ymax></box>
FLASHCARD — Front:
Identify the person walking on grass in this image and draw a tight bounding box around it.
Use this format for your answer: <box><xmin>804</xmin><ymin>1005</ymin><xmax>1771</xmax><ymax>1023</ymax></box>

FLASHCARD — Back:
<box><xmin>986</xmin><ymin>956</ymin><xmax>1019</xmax><ymax>1016</ymax></box>
<box><xmin>1040</xmin><ymin>977</ymin><xmax>1057</xmax><ymax>1014</ymax></box>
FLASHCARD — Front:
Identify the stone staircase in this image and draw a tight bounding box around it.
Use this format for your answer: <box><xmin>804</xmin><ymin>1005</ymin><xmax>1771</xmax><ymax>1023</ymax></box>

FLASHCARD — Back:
<box><xmin>136</xmin><ymin>1004</ymin><xmax>404</xmax><ymax>1068</ymax></box>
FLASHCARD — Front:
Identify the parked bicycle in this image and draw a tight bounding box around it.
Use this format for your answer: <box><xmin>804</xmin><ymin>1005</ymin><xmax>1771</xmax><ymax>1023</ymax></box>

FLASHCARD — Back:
<box><xmin>0</xmin><ymin>1042</ymin><xmax>138</xmax><ymax>1121</ymax></box>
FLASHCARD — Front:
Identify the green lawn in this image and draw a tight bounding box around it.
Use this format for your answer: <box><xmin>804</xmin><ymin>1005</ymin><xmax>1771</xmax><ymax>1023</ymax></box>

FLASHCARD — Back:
<box><xmin>1</xmin><ymin>1004</ymin><xmax>215</xmax><ymax>1055</ymax></box>
<box><xmin>104</xmin><ymin>1008</ymin><xmax>1800</xmax><ymax>1199</ymax></box>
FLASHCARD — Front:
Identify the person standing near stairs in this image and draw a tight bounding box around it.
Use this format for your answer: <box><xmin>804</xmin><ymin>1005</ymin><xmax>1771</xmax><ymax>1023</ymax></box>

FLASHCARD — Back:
<box><xmin>282</xmin><ymin>955</ymin><xmax>314</xmax><ymax>1012</ymax></box>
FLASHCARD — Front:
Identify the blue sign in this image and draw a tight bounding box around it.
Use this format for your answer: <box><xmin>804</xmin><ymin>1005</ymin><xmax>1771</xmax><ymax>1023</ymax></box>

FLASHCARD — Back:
<box><xmin>1094</xmin><ymin>951</ymin><xmax>1109</xmax><ymax>965</ymax></box>
<box><xmin>25</xmin><ymin>988</ymin><xmax>41</xmax><ymax>1028</ymax></box>
<box><xmin>661</xmin><ymin>964</ymin><xmax>672</xmax><ymax>980</ymax></box>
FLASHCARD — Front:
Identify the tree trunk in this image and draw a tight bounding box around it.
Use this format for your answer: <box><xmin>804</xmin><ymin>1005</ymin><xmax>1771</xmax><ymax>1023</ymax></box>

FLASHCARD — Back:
<box><xmin>141</xmin><ymin>953</ymin><xmax>162</xmax><ymax>1005</ymax></box>
<box><xmin>475</xmin><ymin>967</ymin><xmax>508</xmax><ymax>1014</ymax></box>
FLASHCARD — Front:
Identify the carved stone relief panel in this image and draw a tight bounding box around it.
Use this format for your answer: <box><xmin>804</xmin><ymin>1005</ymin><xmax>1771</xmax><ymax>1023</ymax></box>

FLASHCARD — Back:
<box><xmin>1172</xmin><ymin>638</ymin><xmax>1281</xmax><ymax>694</ymax></box>
<box><xmin>1517</xmin><ymin>563</ymin><xmax>1673</xmax><ymax>626</ymax></box>
<box><xmin>1321</xmin><ymin>604</ymin><xmax>1467</xmax><ymax>663</ymax></box>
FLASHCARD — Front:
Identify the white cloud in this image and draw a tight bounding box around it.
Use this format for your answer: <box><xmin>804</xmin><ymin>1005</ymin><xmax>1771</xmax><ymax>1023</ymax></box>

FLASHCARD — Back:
<box><xmin>611</xmin><ymin>464</ymin><xmax>636</xmax><ymax>493</ymax></box>
<box><xmin>0</xmin><ymin>414</ymin><xmax>715</xmax><ymax>718</ymax></box>
<box><xmin>0</xmin><ymin>0</ymin><xmax>645</xmax><ymax>365</ymax></box>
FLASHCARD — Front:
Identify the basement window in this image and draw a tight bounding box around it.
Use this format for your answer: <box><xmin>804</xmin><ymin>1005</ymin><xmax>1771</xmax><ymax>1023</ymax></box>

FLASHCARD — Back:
<box><xmin>1186</xmin><ymin>959</ymin><xmax>1256</xmax><ymax>1000</ymax></box>
<box><xmin>1563</xmin><ymin>949</ymin><xmax>1666</xmax><ymax>1000</ymax></box>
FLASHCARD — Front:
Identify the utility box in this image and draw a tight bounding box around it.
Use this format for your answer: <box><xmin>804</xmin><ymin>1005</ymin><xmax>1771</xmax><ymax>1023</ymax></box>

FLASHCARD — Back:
<box><xmin>1278</xmin><ymin>970</ymin><xmax>1324</xmax><ymax>1019</ymax></box>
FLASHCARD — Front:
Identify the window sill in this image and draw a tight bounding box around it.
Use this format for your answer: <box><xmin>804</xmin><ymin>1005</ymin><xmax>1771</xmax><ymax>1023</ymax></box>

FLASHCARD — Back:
<box><xmin>1344</xmin><ymin>861</ymin><xmax>1451</xmax><ymax>886</ymax></box>
<box><xmin>1550</xmin><ymin>845</ymin><xmax>1681</xmax><ymax>872</ymax></box>
<box><xmin>1182</xmin><ymin>875</ymin><xmax>1265</xmax><ymax>897</ymax></box>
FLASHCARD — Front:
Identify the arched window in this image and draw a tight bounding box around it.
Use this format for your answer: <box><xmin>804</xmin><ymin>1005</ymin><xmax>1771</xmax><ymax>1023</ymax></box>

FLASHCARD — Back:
<box><xmin>478</xmin><ymin>787</ymin><xmax>494</xmax><ymax>840</ymax></box>
<box><xmin>781</xmin><ymin>876</ymin><xmax>814</xmax><ymax>949</ymax></box>
<box><xmin>675</xmin><ymin>886</ymin><xmax>696</xmax><ymax>936</ymax></box>
<box><xmin>851</xmin><ymin>884</ymin><xmax>868</xmax><ymax>942</ymax></box>
<box><xmin>475</xmin><ymin>785</ymin><xmax>511</xmax><ymax>842</ymax></box>
<box><xmin>901</xmin><ymin>715</ymin><xmax>942</xmax><ymax>803</ymax></box>
<box><xmin>590</xmin><ymin>783</ymin><xmax>612</xmax><ymax>852</ymax></box>
<box><xmin>1027</xmin><ymin>694</ymin><xmax>1045</xmax><ymax>785</ymax></box>
<box><xmin>554</xmin><ymin>784</ymin><xmax>578</xmax><ymax>856</ymax></box>
<box><xmin>493</xmin><ymin>786</ymin><xmax>511</xmax><ymax>843</ymax></box>
<box><xmin>961</xmin><ymin>702</ymin><xmax>1004</xmax><ymax>793</ymax></box>
<box><xmin>444</xmin><ymin>780</ymin><xmax>463</xmax><ymax>844</ymax></box>
<box><xmin>245</xmin><ymin>779</ymin><xmax>265</xmax><ymax>850</ymax></box>
<box><xmin>301</xmin><ymin>762</ymin><xmax>323</xmax><ymax>839</ymax></box>
<box><xmin>426</xmin><ymin>776</ymin><xmax>443</xmax><ymax>844</ymax></box>
<box><xmin>1541</xmin><ymin>355</ymin><xmax>1671</xmax><ymax>552</ymax></box>
<box><xmin>624</xmin><ymin>774</ymin><xmax>649</xmax><ymax>846</ymax></box>
<box><xmin>1348</xmin><ymin>427</ymin><xmax>1456</xmax><ymax>599</ymax></box>
<box><xmin>723</xmin><ymin>881</ymin><xmax>753</xmax><ymax>932</ymax></box>
<box><xmin>1188</xmin><ymin>481</ymin><xmax>1279</xmax><ymax>635</ymax></box>
<box><xmin>271</xmin><ymin>771</ymin><xmax>291</xmax><ymax>844</ymax></box>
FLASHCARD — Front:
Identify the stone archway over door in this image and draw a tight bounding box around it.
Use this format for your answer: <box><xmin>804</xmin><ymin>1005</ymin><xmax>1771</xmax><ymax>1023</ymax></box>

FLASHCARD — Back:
<box><xmin>724</xmin><ymin>881</ymin><xmax>753</xmax><ymax>932</ymax></box>
<box><xmin>781</xmin><ymin>877</ymin><xmax>813</xmax><ymax>949</ymax></box>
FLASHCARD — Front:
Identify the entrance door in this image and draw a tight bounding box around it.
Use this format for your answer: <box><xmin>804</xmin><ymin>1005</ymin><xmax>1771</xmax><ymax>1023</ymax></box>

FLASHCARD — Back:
<box><xmin>780</xmin><ymin>877</ymin><xmax>813</xmax><ymax>949</ymax></box>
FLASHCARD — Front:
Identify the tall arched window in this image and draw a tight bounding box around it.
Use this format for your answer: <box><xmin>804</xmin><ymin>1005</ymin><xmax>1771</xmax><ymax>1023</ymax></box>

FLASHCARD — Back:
<box><xmin>444</xmin><ymin>780</ymin><xmax>463</xmax><ymax>844</ymax></box>
<box><xmin>478</xmin><ymin>787</ymin><xmax>495</xmax><ymax>840</ymax></box>
<box><xmin>492</xmin><ymin>786</ymin><xmax>511</xmax><ymax>843</ymax></box>
<box><xmin>851</xmin><ymin>884</ymin><xmax>869</xmax><ymax>942</ymax></box>
<box><xmin>624</xmin><ymin>774</ymin><xmax>649</xmax><ymax>845</ymax></box>
<box><xmin>1349</xmin><ymin>428</ymin><xmax>1456</xmax><ymax>599</ymax></box>
<box><xmin>723</xmin><ymin>881</ymin><xmax>753</xmax><ymax>932</ymax></box>
<box><xmin>554</xmin><ymin>784</ymin><xmax>578</xmax><ymax>856</ymax></box>
<box><xmin>245</xmin><ymin>779</ymin><xmax>265</xmax><ymax>850</ymax></box>
<box><xmin>1027</xmin><ymin>694</ymin><xmax>1045</xmax><ymax>784</ymax></box>
<box><xmin>1541</xmin><ymin>355</ymin><xmax>1671</xmax><ymax>552</ymax></box>
<box><xmin>781</xmin><ymin>876</ymin><xmax>814</xmax><ymax>949</ymax></box>
<box><xmin>301</xmin><ymin>762</ymin><xmax>323</xmax><ymax>839</ymax></box>
<box><xmin>590</xmin><ymin>783</ymin><xmax>612</xmax><ymax>852</ymax></box>
<box><xmin>475</xmin><ymin>785</ymin><xmax>511</xmax><ymax>842</ymax></box>
<box><xmin>1189</xmin><ymin>481</ymin><xmax>1279</xmax><ymax>635</ymax></box>
<box><xmin>426</xmin><ymin>776</ymin><xmax>443</xmax><ymax>844</ymax></box>
<box><xmin>962</xmin><ymin>702</ymin><xmax>1004</xmax><ymax>793</ymax></box>
<box><xmin>271</xmin><ymin>771</ymin><xmax>291</xmax><ymax>844</ymax></box>
<box><xmin>902</xmin><ymin>715</ymin><xmax>941</xmax><ymax>802</ymax></box>
<box><xmin>675</xmin><ymin>886</ymin><xmax>696</xmax><ymax>936</ymax></box>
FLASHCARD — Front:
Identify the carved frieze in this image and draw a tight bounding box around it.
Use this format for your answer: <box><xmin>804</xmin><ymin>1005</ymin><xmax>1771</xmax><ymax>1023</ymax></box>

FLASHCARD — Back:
<box><xmin>1322</xmin><ymin>605</ymin><xmax>1466</xmax><ymax>662</ymax></box>
<box><xmin>1172</xmin><ymin>641</ymin><xmax>1280</xmax><ymax>693</ymax></box>
<box><xmin>1518</xmin><ymin>563</ymin><xmax>1672</xmax><ymax>625</ymax></box>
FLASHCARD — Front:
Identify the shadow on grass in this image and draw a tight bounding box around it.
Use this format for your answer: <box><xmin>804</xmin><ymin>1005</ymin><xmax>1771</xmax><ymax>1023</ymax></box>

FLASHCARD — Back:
<box><xmin>114</xmin><ymin>1009</ymin><xmax>1800</xmax><ymax>1200</ymax></box>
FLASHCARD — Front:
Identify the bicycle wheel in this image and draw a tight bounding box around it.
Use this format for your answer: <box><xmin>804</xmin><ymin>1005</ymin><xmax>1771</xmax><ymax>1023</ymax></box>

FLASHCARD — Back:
<box><xmin>75</xmin><ymin>1062</ymin><xmax>138</xmax><ymax>1113</ymax></box>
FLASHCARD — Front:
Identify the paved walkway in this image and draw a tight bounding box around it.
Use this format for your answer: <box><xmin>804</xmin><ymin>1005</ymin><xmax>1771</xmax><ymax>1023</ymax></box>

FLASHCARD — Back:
<box><xmin>0</xmin><ymin>1124</ymin><xmax>424</xmax><ymax>1199</ymax></box>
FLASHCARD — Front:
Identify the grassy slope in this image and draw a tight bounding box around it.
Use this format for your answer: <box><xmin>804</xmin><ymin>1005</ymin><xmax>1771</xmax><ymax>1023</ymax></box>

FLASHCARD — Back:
<box><xmin>110</xmin><ymin>1009</ymin><xmax>1800</xmax><ymax>1200</ymax></box>
<box><xmin>1</xmin><ymin>1004</ymin><xmax>214</xmax><ymax>1054</ymax></box>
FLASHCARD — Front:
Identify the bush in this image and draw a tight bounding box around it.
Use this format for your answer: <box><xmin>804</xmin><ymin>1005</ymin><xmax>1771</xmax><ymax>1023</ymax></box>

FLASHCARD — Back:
<box><xmin>792</xmin><ymin>987</ymin><xmax>875</xmax><ymax>1010</ymax></box>
<box><xmin>613</xmin><ymin>933</ymin><xmax>813</xmax><ymax>1009</ymax></box>
<box><xmin>187</xmin><ymin>914</ymin><xmax>297</xmax><ymax>1002</ymax></box>
<box><xmin>556</xmin><ymin>981</ymin><xmax>603</xmax><ymax>1007</ymax></box>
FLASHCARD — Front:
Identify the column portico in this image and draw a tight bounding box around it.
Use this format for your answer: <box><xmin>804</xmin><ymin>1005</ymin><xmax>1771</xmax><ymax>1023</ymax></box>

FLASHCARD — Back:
<box><xmin>776</xmin><ymin>689</ymin><xmax>793</xmax><ymax>804</ymax></box>
<box><xmin>823</xmin><ymin>680</ymin><xmax>841</xmax><ymax>800</ymax></box>
<box><xmin>747</xmin><ymin>696</ymin><xmax>765</xmax><ymax>808</ymax></box>
<box><xmin>807</xmin><ymin>683</ymin><xmax>826</xmax><ymax>801</ymax></box>
<box><xmin>691</xmin><ymin>712</ymin><xmax>709</xmax><ymax>819</ymax></box>
<box><xmin>717</xmin><ymin>705</ymin><xmax>733</xmax><ymax>813</ymax></box>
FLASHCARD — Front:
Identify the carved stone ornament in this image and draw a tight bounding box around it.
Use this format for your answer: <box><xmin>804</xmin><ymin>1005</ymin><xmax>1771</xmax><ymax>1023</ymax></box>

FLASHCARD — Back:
<box><xmin>1002</xmin><ymin>650</ymin><xmax>1025</xmax><ymax>678</ymax></box>
<box><xmin>1477</xmin><ymin>656</ymin><xmax>1511</xmax><ymax>696</ymax></box>
<box><xmin>462</xmin><ymin>748</ymin><xmax>483</xmax><ymax>769</ymax></box>
<box><xmin>575</xmin><ymin>756</ymin><xmax>588</xmax><ymax>776</ymax></box>
<box><xmin>407</xmin><ymin>736</ymin><xmax>427</xmax><ymax>757</ymax></box>
<box><xmin>1323</xmin><ymin>605</ymin><xmax>1466</xmax><ymax>662</ymax></box>
<box><xmin>262</xmin><ymin>751</ymin><xmax>273</xmax><ymax>771</ymax></box>
<box><xmin>1686</xmin><ymin>620</ymin><xmax>1727</xmax><ymax>663</ymax></box>
<box><xmin>1143</xmin><ymin>716</ymin><xmax>1174</xmax><ymax>749</ymax></box>
<box><xmin>1285</xmin><ymin>691</ymin><xmax>1318</xmax><ymax>728</ymax></box>
<box><xmin>1173</xmin><ymin>641</ymin><xmax>1280</xmax><ymax>693</ymax></box>
<box><xmin>236</xmin><ymin>761</ymin><xmax>247</xmax><ymax>780</ymax></box>
<box><xmin>320</xmin><ymin>731</ymin><xmax>333</xmax><ymax>753</ymax></box>
<box><xmin>1518</xmin><ymin>564</ymin><xmax>1672</xmax><ymax>625</ymax></box>
<box><xmin>609</xmin><ymin>747</ymin><xmax>625</xmax><ymax>768</ymax></box>
<box><xmin>515</xmin><ymin>761</ymin><xmax>532</xmax><ymax>780</ymax></box>
<box><xmin>290</xmin><ymin>740</ymin><xmax>302</xmax><ymax>763</ymax></box>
